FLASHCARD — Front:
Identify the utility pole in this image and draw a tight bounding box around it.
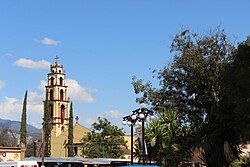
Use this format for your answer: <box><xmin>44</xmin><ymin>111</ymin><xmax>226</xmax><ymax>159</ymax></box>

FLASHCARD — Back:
<box><xmin>33</xmin><ymin>140</ymin><xmax>37</xmax><ymax>157</ymax></box>
<box><xmin>142</xmin><ymin>119</ymin><xmax>145</xmax><ymax>165</ymax></box>
<box><xmin>131</xmin><ymin>125</ymin><xmax>134</xmax><ymax>165</ymax></box>
<box><xmin>41</xmin><ymin>125</ymin><xmax>45</xmax><ymax>167</ymax></box>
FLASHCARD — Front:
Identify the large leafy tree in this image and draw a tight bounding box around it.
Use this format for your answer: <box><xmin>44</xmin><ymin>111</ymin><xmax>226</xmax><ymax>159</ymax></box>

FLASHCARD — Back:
<box><xmin>132</xmin><ymin>28</ymin><xmax>240</xmax><ymax>166</ymax></box>
<box><xmin>220</xmin><ymin>39</ymin><xmax>250</xmax><ymax>143</ymax></box>
<box><xmin>20</xmin><ymin>90</ymin><xmax>27</xmax><ymax>147</ymax></box>
<box><xmin>43</xmin><ymin>92</ymin><xmax>52</xmax><ymax>157</ymax></box>
<box><xmin>68</xmin><ymin>102</ymin><xmax>74</xmax><ymax>157</ymax></box>
<box><xmin>81</xmin><ymin>117</ymin><xmax>126</xmax><ymax>158</ymax></box>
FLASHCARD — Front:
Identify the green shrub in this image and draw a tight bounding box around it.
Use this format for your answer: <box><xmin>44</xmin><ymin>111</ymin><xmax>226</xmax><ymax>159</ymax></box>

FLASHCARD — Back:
<box><xmin>232</xmin><ymin>156</ymin><xmax>250</xmax><ymax>167</ymax></box>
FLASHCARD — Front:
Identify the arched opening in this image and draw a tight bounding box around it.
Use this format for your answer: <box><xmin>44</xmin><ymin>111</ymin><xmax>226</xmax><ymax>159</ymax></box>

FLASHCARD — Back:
<box><xmin>60</xmin><ymin>77</ymin><xmax>63</xmax><ymax>86</ymax></box>
<box><xmin>61</xmin><ymin>105</ymin><xmax>65</xmax><ymax>124</ymax></box>
<box><xmin>50</xmin><ymin>77</ymin><xmax>54</xmax><ymax>85</ymax></box>
<box><xmin>60</xmin><ymin>89</ymin><xmax>64</xmax><ymax>100</ymax></box>
<box><xmin>49</xmin><ymin>104</ymin><xmax>53</xmax><ymax>118</ymax></box>
<box><xmin>50</xmin><ymin>89</ymin><xmax>53</xmax><ymax>100</ymax></box>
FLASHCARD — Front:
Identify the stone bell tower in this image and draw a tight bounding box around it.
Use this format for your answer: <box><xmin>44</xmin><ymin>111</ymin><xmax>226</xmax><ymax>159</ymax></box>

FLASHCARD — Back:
<box><xmin>45</xmin><ymin>56</ymin><xmax>70</xmax><ymax>157</ymax></box>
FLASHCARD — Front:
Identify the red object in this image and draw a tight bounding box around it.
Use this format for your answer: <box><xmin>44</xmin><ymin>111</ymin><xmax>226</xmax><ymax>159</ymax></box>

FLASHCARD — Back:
<box><xmin>61</xmin><ymin>110</ymin><xmax>65</xmax><ymax>124</ymax></box>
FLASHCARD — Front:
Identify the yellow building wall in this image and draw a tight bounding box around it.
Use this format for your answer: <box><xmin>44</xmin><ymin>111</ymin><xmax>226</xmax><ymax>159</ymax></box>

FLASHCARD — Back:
<box><xmin>123</xmin><ymin>135</ymin><xmax>136</xmax><ymax>159</ymax></box>
<box><xmin>50</xmin><ymin>122</ymin><xmax>91</xmax><ymax>157</ymax></box>
<box><xmin>0</xmin><ymin>147</ymin><xmax>25</xmax><ymax>162</ymax></box>
<box><xmin>73</xmin><ymin>123</ymin><xmax>91</xmax><ymax>157</ymax></box>
<box><xmin>73</xmin><ymin>123</ymin><xmax>91</xmax><ymax>144</ymax></box>
<box><xmin>51</xmin><ymin>124</ymin><xmax>68</xmax><ymax>157</ymax></box>
<box><xmin>50</xmin><ymin>121</ymin><xmax>136</xmax><ymax>159</ymax></box>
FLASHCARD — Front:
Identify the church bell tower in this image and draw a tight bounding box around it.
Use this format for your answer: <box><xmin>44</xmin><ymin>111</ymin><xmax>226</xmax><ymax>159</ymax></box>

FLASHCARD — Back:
<box><xmin>45</xmin><ymin>56</ymin><xmax>70</xmax><ymax>152</ymax></box>
<box><xmin>46</xmin><ymin>56</ymin><xmax>70</xmax><ymax>133</ymax></box>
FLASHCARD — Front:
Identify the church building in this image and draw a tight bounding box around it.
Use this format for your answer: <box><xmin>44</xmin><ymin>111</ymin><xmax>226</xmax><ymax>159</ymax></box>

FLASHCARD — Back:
<box><xmin>43</xmin><ymin>56</ymin><xmax>133</xmax><ymax>159</ymax></box>
<box><xmin>44</xmin><ymin>56</ymin><xmax>91</xmax><ymax>157</ymax></box>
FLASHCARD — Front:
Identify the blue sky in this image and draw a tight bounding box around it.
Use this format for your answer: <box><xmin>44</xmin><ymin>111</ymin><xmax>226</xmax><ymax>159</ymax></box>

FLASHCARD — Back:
<box><xmin>0</xmin><ymin>0</ymin><xmax>249</xmax><ymax>133</ymax></box>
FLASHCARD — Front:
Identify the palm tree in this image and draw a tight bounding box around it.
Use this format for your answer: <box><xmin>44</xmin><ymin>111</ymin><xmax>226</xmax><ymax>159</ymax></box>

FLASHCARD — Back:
<box><xmin>143</xmin><ymin>110</ymin><xmax>187</xmax><ymax>166</ymax></box>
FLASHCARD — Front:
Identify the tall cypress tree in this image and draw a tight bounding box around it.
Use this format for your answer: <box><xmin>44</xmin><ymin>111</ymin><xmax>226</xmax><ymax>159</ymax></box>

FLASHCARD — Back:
<box><xmin>43</xmin><ymin>91</ymin><xmax>52</xmax><ymax>157</ymax></box>
<box><xmin>68</xmin><ymin>102</ymin><xmax>74</xmax><ymax>157</ymax></box>
<box><xmin>20</xmin><ymin>90</ymin><xmax>27</xmax><ymax>147</ymax></box>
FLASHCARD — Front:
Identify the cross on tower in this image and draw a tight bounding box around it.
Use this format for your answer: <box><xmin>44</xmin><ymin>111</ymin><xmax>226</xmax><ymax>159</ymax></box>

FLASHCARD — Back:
<box><xmin>55</xmin><ymin>55</ymin><xmax>59</xmax><ymax>65</ymax></box>
<box><xmin>76</xmin><ymin>116</ymin><xmax>79</xmax><ymax>124</ymax></box>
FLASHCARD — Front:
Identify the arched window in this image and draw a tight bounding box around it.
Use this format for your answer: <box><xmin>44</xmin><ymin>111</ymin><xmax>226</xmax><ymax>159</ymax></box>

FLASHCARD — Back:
<box><xmin>50</xmin><ymin>77</ymin><xmax>54</xmax><ymax>85</ymax></box>
<box><xmin>60</xmin><ymin>77</ymin><xmax>63</xmax><ymax>86</ymax></box>
<box><xmin>61</xmin><ymin>105</ymin><xmax>65</xmax><ymax>124</ymax></box>
<box><xmin>60</xmin><ymin>89</ymin><xmax>64</xmax><ymax>100</ymax></box>
<box><xmin>49</xmin><ymin>104</ymin><xmax>53</xmax><ymax>118</ymax></box>
<box><xmin>50</xmin><ymin>89</ymin><xmax>53</xmax><ymax>100</ymax></box>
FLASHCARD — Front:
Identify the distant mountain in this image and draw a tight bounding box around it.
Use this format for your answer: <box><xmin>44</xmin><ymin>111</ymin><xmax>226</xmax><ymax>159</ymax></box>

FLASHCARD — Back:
<box><xmin>0</xmin><ymin>118</ymin><xmax>41</xmax><ymax>134</ymax></box>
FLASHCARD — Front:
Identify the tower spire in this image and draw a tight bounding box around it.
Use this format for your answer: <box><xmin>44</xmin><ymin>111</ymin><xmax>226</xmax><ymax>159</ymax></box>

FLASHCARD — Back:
<box><xmin>55</xmin><ymin>55</ymin><xmax>59</xmax><ymax>66</ymax></box>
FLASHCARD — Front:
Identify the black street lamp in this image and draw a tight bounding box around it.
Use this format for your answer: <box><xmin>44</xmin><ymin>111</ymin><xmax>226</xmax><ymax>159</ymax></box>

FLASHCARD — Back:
<box><xmin>123</xmin><ymin>103</ymin><xmax>154</xmax><ymax>165</ymax></box>
<box><xmin>122</xmin><ymin>115</ymin><xmax>135</xmax><ymax>165</ymax></box>
<box><xmin>123</xmin><ymin>110</ymin><xmax>142</xmax><ymax>165</ymax></box>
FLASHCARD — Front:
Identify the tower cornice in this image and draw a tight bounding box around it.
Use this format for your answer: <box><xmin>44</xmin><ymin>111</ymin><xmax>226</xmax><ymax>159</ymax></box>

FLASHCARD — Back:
<box><xmin>45</xmin><ymin>85</ymin><xmax>68</xmax><ymax>88</ymax></box>
<box><xmin>48</xmin><ymin>73</ymin><xmax>66</xmax><ymax>75</ymax></box>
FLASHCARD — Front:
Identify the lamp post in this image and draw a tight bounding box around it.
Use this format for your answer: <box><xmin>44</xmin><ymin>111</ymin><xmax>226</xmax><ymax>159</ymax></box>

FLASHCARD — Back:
<box><xmin>122</xmin><ymin>114</ymin><xmax>137</xmax><ymax>165</ymax></box>
<box><xmin>123</xmin><ymin>103</ymin><xmax>154</xmax><ymax>165</ymax></box>
<box><xmin>41</xmin><ymin>123</ymin><xmax>45</xmax><ymax>167</ymax></box>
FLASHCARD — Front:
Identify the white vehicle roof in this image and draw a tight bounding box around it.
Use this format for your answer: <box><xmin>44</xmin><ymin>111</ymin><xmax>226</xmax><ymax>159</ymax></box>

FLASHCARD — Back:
<box><xmin>0</xmin><ymin>161</ymin><xmax>38</xmax><ymax>167</ymax></box>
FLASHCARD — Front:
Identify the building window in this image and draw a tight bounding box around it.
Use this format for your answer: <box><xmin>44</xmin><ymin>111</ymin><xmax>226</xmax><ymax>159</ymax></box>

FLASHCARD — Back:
<box><xmin>50</xmin><ymin>89</ymin><xmax>53</xmax><ymax>100</ymax></box>
<box><xmin>60</xmin><ymin>77</ymin><xmax>63</xmax><ymax>86</ymax></box>
<box><xmin>50</xmin><ymin>77</ymin><xmax>54</xmax><ymax>85</ymax></box>
<box><xmin>59</xmin><ymin>70</ymin><xmax>61</xmax><ymax>73</ymax></box>
<box><xmin>60</xmin><ymin>89</ymin><xmax>64</xmax><ymax>100</ymax></box>
<box><xmin>61</xmin><ymin>105</ymin><xmax>65</xmax><ymax>124</ymax></box>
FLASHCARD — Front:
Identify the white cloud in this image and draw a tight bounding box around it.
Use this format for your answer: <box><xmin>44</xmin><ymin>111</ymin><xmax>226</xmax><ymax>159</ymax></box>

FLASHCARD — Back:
<box><xmin>66</xmin><ymin>79</ymin><xmax>96</xmax><ymax>103</ymax></box>
<box><xmin>41</xmin><ymin>37</ymin><xmax>60</xmax><ymax>45</ymax></box>
<box><xmin>0</xmin><ymin>90</ymin><xmax>44</xmax><ymax>123</ymax></box>
<box><xmin>105</xmin><ymin>109</ymin><xmax>123</xmax><ymax>119</ymax></box>
<box><xmin>82</xmin><ymin>118</ymin><xmax>95</xmax><ymax>125</ymax></box>
<box><xmin>0</xmin><ymin>80</ymin><xmax>5</xmax><ymax>89</ymax></box>
<box><xmin>0</xmin><ymin>97</ymin><xmax>22</xmax><ymax>120</ymax></box>
<box><xmin>38</xmin><ymin>80</ymin><xmax>95</xmax><ymax>103</ymax></box>
<box><xmin>38</xmin><ymin>80</ymin><xmax>47</xmax><ymax>92</ymax></box>
<box><xmin>2</xmin><ymin>52</ymin><xmax>13</xmax><ymax>58</ymax></box>
<box><xmin>0</xmin><ymin>79</ymin><xmax>95</xmax><ymax>125</ymax></box>
<box><xmin>27</xmin><ymin>91</ymin><xmax>44</xmax><ymax>114</ymax></box>
<box><xmin>29</xmin><ymin>122</ymin><xmax>42</xmax><ymax>129</ymax></box>
<box><xmin>13</xmin><ymin>58</ymin><xmax>50</xmax><ymax>69</ymax></box>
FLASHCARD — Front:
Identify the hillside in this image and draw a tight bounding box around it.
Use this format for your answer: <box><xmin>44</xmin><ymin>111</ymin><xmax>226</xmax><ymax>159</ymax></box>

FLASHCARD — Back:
<box><xmin>0</xmin><ymin>118</ymin><xmax>41</xmax><ymax>134</ymax></box>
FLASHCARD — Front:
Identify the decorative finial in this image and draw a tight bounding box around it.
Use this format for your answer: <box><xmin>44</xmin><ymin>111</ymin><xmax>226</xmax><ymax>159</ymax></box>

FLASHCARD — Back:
<box><xmin>76</xmin><ymin>116</ymin><xmax>79</xmax><ymax>124</ymax></box>
<box><xmin>55</xmin><ymin>55</ymin><xmax>59</xmax><ymax>65</ymax></box>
